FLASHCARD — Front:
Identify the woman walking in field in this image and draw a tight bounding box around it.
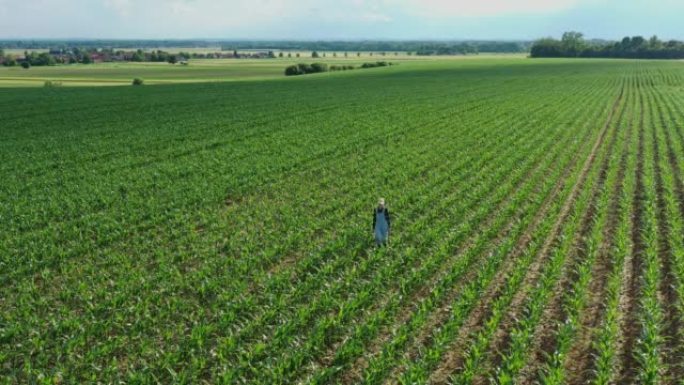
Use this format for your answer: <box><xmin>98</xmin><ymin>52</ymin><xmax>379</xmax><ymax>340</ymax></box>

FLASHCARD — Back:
<box><xmin>373</xmin><ymin>198</ymin><xmax>391</xmax><ymax>246</ymax></box>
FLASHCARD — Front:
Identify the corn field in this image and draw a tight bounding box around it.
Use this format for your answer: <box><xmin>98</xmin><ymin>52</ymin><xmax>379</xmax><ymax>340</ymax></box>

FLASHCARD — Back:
<box><xmin>1</xmin><ymin>59</ymin><xmax>684</xmax><ymax>384</ymax></box>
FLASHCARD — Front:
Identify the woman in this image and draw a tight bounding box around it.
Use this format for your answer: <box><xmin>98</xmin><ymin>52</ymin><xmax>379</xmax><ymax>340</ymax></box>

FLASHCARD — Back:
<box><xmin>372</xmin><ymin>198</ymin><xmax>391</xmax><ymax>246</ymax></box>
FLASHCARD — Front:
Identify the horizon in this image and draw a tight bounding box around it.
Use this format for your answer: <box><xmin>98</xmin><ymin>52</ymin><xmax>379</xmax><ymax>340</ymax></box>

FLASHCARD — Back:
<box><xmin>0</xmin><ymin>0</ymin><xmax>682</xmax><ymax>41</ymax></box>
<box><xmin>0</xmin><ymin>36</ymin><xmax>674</xmax><ymax>43</ymax></box>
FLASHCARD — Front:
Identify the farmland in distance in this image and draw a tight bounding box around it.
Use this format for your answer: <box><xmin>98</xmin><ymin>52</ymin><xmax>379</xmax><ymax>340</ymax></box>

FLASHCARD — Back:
<box><xmin>0</xmin><ymin>55</ymin><xmax>515</xmax><ymax>87</ymax></box>
<box><xmin>2</xmin><ymin>58</ymin><xmax>684</xmax><ymax>384</ymax></box>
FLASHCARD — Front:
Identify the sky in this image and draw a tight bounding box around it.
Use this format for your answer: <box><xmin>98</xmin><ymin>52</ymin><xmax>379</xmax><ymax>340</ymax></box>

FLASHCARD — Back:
<box><xmin>0</xmin><ymin>0</ymin><xmax>682</xmax><ymax>41</ymax></box>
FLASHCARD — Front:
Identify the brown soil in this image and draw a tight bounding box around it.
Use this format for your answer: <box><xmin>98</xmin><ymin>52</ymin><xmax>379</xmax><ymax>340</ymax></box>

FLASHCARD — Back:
<box><xmin>658</xmin><ymin>99</ymin><xmax>684</xmax><ymax>221</ymax></box>
<box><xmin>650</xmin><ymin>92</ymin><xmax>684</xmax><ymax>384</ymax></box>
<box><xmin>617</xmin><ymin>90</ymin><xmax>646</xmax><ymax>385</ymax></box>
<box><xmin>659</xmin><ymin>101</ymin><xmax>684</xmax><ymax>383</ymax></box>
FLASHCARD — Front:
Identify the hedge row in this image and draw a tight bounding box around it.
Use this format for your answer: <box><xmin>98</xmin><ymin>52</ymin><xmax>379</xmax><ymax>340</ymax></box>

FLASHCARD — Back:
<box><xmin>284</xmin><ymin>61</ymin><xmax>394</xmax><ymax>76</ymax></box>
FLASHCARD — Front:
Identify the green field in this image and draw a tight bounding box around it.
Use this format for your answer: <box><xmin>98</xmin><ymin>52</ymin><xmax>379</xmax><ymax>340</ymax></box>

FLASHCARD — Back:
<box><xmin>0</xmin><ymin>55</ymin><xmax>524</xmax><ymax>87</ymax></box>
<box><xmin>2</xmin><ymin>58</ymin><xmax>684</xmax><ymax>384</ymax></box>
<box><xmin>0</xmin><ymin>59</ymin><xmax>307</xmax><ymax>86</ymax></box>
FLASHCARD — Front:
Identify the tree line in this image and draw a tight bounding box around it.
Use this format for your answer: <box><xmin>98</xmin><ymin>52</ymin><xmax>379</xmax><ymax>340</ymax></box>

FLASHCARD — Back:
<box><xmin>0</xmin><ymin>48</ymin><xmax>195</xmax><ymax>67</ymax></box>
<box><xmin>414</xmin><ymin>41</ymin><xmax>527</xmax><ymax>56</ymax></box>
<box><xmin>531</xmin><ymin>32</ymin><xmax>684</xmax><ymax>59</ymax></box>
<box><xmin>0</xmin><ymin>39</ymin><xmax>531</xmax><ymax>56</ymax></box>
<box><xmin>0</xmin><ymin>47</ymin><xmax>327</xmax><ymax>68</ymax></box>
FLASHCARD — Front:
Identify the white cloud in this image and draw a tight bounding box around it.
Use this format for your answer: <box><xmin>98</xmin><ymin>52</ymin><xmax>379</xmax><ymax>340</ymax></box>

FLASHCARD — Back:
<box><xmin>103</xmin><ymin>0</ymin><xmax>132</xmax><ymax>17</ymax></box>
<box><xmin>0</xmin><ymin>0</ymin><xmax>680</xmax><ymax>39</ymax></box>
<box><xmin>361</xmin><ymin>12</ymin><xmax>392</xmax><ymax>22</ymax></box>
<box><xmin>397</xmin><ymin>0</ymin><xmax>589</xmax><ymax>17</ymax></box>
<box><xmin>97</xmin><ymin>0</ymin><xmax>305</xmax><ymax>33</ymax></box>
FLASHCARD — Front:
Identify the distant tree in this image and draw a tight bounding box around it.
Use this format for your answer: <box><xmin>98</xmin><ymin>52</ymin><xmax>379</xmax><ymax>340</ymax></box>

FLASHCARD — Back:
<box><xmin>531</xmin><ymin>31</ymin><xmax>684</xmax><ymax>59</ymax></box>
<box><xmin>284</xmin><ymin>65</ymin><xmax>300</xmax><ymax>76</ymax></box>
<box><xmin>268</xmin><ymin>51</ymin><xmax>276</xmax><ymax>58</ymax></box>
<box><xmin>285</xmin><ymin>62</ymin><xmax>329</xmax><ymax>76</ymax></box>
<box><xmin>168</xmin><ymin>55</ymin><xmax>177</xmax><ymax>64</ymax></box>
<box><xmin>344</xmin><ymin>52</ymin><xmax>348</xmax><ymax>57</ymax></box>
<box><xmin>131</xmin><ymin>50</ymin><xmax>144</xmax><ymax>62</ymax></box>
<box><xmin>81</xmin><ymin>54</ymin><xmax>93</xmax><ymax>64</ymax></box>
<box><xmin>357</xmin><ymin>52</ymin><xmax>361</xmax><ymax>57</ymax></box>
<box><xmin>278</xmin><ymin>52</ymin><xmax>284</xmax><ymax>58</ymax></box>
<box><xmin>312</xmin><ymin>51</ymin><xmax>320</xmax><ymax>58</ymax></box>
<box><xmin>132</xmin><ymin>78</ymin><xmax>144</xmax><ymax>86</ymax></box>
<box><xmin>561</xmin><ymin>31</ymin><xmax>585</xmax><ymax>56</ymax></box>
<box><xmin>44</xmin><ymin>53</ymin><xmax>57</xmax><ymax>65</ymax></box>
<box><xmin>310</xmin><ymin>62</ymin><xmax>328</xmax><ymax>72</ymax></box>
<box><xmin>155</xmin><ymin>50</ymin><xmax>170</xmax><ymax>62</ymax></box>
<box><xmin>666</xmin><ymin>40</ymin><xmax>679</xmax><ymax>48</ymax></box>
<box><xmin>23</xmin><ymin>52</ymin><xmax>57</xmax><ymax>66</ymax></box>
<box><xmin>333</xmin><ymin>52</ymin><xmax>337</xmax><ymax>57</ymax></box>
<box><xmin>297</xmin><ymin>63</ymin><xmax>313</xmax><ymax>73</ymax></box>
<box><xmin>530</xmin><ymin>38</ymin><xmax>564</xmax><ymax>57</ymax></box>
<box><xmin>649</xmin><ymin>35</ymin><xmax>663</xmax><ymax>49</ymax></box>
<box><xmin>630</xmin><ymin>36</ymin><xmax>646</xmax><ymax>48</ymax></box>
<box><xmin>620</xmin><ymin>37</ymin><xmax>632</xmax><ymax>49</ymax></box>
<box><xmin>233</xmin><ymin>49</ymin><xmax>239</xmax><ymax>58</ymax></box>
<box><xmin>3</xmin><ymin>57</ymin><xmax>17</xmax><ymax>66</ymax></box>
<box><xmin>360</xmin><ymin>61</ymin><xmax>390</xmax><ymax>68</ymax></box>
<box><xmin>44</xmin><ymin>80</ymin><xmax>62</xmax><ymax>87</ymax></box>
<box><xmin>21</xmin><ymin>61</ymin><xmax>30</xmax><ymax>69</ymax></box>
<box><xmin>287</xmin><ymin>52</ymin><xmax>292</xmax><ymax>58</ymax></box>
<box><xmin>296</xmin><ymin>52</ymin><xmax>300</xmax><ymax>58</ymax></box>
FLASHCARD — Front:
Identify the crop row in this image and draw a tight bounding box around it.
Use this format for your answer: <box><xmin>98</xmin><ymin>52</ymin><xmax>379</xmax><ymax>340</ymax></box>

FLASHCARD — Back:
<box><xmin>3</xmin><ymin>59</ymin><xmax>684</xmax><ymax>384</ymax></box>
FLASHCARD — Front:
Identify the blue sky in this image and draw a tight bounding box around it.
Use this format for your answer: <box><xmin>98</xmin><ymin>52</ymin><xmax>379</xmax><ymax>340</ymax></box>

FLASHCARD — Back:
<box><xmin>0</xmin><ymin>0</ymin><xmax>682</xmax><ymax>40</ymax></box>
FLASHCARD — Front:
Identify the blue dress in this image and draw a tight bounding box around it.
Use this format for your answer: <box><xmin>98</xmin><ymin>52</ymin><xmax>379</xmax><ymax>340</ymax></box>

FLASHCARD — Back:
<box><xmin>374</xmin><ymin>209</ymin><xmax>389</xmax><ymax>245</ymax></box>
